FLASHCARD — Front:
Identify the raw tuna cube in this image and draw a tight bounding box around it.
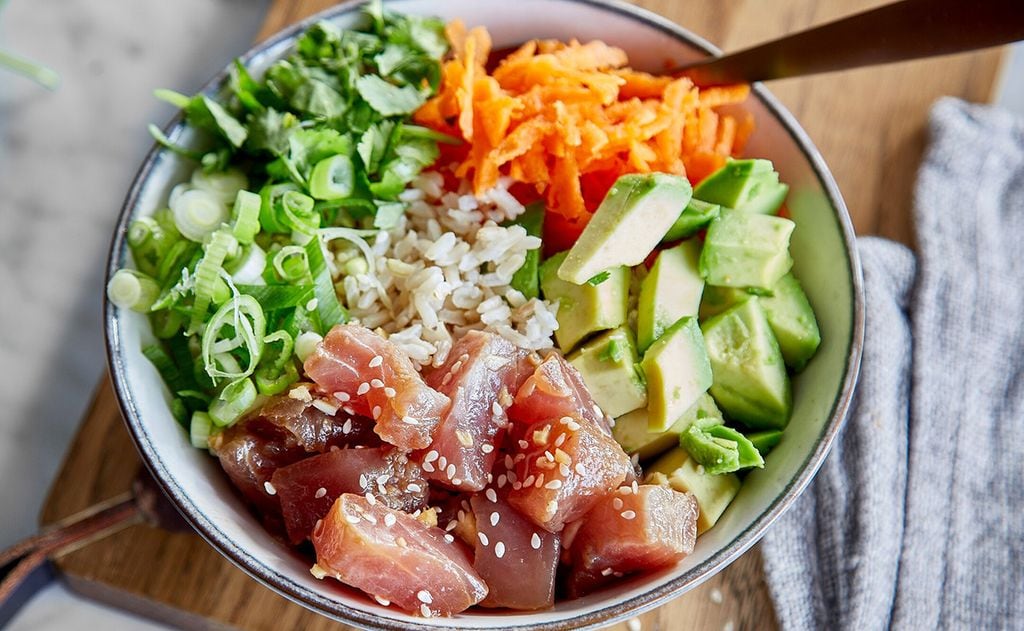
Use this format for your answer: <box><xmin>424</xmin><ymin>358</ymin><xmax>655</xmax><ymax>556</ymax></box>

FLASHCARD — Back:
<box><xmin>508</xmin><ymin>353</ymin><xmax>613</xmax><ymax>435</ymax></box>
<box><xmin>209</xmin><ymin>393</ymin><xmax>376</xmax><ymax>519</ymax></box>
<box><xmin>271</xmin><ymin>447</ymin><xmax>429</xmax><ymax>544</ymax></box>
<box><xmin>507</xmin><ymin>416</ymin><xmax>632</xmax><ymax>532</ymax></box>
<box><xmin>421</xmin><ymin>331</ymin><xmax>530</xmax><ymax>491</ymax></box>
<box><xmin>312</xmin><ymin>494</ymin><xmax>488</xmax><ymax>617</ymax></box>
<box><xmin>304</xmin><ymin>324</ymin><xmax>451</xmax><ymax>449</ymax></box>
<box><xmin>470</xmin><ymin>493</ymin><xmax>560</xmax><ymax>610</ymax></box>
<box><xmin>566</xmin><ymin>484</ymin><xmax>698</xmax><ymax>597</ymax></box>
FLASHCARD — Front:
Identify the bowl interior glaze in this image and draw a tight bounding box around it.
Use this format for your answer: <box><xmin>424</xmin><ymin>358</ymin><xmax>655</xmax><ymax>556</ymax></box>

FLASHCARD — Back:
<box><xmin>105</xmin><ymin>1</ymin><xmax>863</xmax><ymax>629</ymax></box>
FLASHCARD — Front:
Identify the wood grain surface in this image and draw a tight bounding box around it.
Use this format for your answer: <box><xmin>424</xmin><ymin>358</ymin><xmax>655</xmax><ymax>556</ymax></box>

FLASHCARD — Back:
<box><xmin>41</xmin><ymin>1</ymin><xmax>1005</xmax><ymax>629</ymax></box>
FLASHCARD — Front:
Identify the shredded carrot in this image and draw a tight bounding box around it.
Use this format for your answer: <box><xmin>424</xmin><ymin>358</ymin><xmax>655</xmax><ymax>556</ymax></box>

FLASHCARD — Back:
<box><xmin>414</xmin><ymin>21</ymin><xmax>752</xmax><ymax>221</ymax></box>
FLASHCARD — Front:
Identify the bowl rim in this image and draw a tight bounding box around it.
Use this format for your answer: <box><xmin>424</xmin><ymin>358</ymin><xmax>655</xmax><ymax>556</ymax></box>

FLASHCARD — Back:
<box><xmin>103</xmin><ymin>0</ymin><xmax>865</xmax><ymax>629</ymax></box>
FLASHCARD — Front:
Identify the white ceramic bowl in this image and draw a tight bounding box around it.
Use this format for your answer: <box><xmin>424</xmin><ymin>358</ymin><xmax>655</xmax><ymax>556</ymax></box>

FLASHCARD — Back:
<box><xmin>105</xmin><ymin>1</ymin><xmax>864</xmax><ymax>628</ymax></box>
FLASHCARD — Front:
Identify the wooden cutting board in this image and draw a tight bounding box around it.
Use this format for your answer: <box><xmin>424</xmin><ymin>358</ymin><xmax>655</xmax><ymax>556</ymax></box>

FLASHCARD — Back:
<box><xmin>40</xmin><ymin>1</ymin><xmax>1004</xmax><ymax>629</ymax></box>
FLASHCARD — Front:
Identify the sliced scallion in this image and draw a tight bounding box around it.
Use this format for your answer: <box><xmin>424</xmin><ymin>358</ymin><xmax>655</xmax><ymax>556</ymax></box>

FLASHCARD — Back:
<box><xmin>189</xmin><ymin>229</ymin><xmax>238</xmax><ymax>334</ymax></box>
<box><xmin>192</xmin><ymin>168</ymin><xmax>249</xmax><ymax>205</ymax></box>
<box><xmin>305</xmin><ymin>235</ymin><xmax>348</xmax><ymax>332</ymax></box>
<box><xmin>255</xmin><ymin>330</ymin><xmax>299</xmax><ymax>396</ymax></box>
<box><xmin>259</xmin><ymin>182</ymin><xmax>300</xmax><ymax>234</ymax></box>
<box><xmin>208</xmin><ymin>377</ymin><xmax>257</xmax><ymax>427</ymax></box>
<box><xmin>201</xmin><ymin>294</ymin><xmax>266</xmax><ymax>384</ymax></box>
<box><xmin>171</xmin><ymin>188</ymin><xmax>228</xmax><ymax>242</ymax></box>
<box><xmin>280</xmin><ymin>190</ymin><xmax>320</xmax><ymax>235</ymax></box>
<box><xmin>271</xmin><ymin>245</ymin><xmax>311</xmax><ymax>284</ymax></box>
<box><xmin>227</xmin><ymin>244</ymin><xmax>267</xmax><ymax>285</ymax></box>
<box><xmin>236</xmin><ymin>284</ymin><xmax>314</xmax><ymax>311</ymax></box>
<box><xmin>108</xmin><ymin>269</ymin><xmax>161</xmax><ymax>312</ymax></box>
<box><xmin>231</xmin><ymin>190</ymin><xmax>262</xmax><ymax>244</ymax></box>
<box><xmin>309</xmin><ymin>154</ymin><xmax>355</xmax><ymax>200</ymax></box>
<box><xmin>190</xmin><ymin>411</ymin><xmax>214</xmax><ymax>448</ymax></box>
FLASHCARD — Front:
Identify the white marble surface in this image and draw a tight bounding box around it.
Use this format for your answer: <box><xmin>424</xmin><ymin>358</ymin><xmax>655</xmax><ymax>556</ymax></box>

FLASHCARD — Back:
<box><xmin>0</xmin><ymin>0</ymin><xmax>1021</xmax><ymax>628</ymax></box>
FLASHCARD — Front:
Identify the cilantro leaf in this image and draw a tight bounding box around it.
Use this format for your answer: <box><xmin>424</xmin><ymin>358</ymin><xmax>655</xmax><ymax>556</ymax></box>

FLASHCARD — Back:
<box><xmin>355</xmin><ymin>75</ymin><xmax>427</xmax><ymax>117</ymax></box>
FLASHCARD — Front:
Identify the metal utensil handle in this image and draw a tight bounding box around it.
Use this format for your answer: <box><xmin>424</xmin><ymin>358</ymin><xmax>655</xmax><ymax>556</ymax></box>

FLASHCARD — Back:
<box><xmin>679</xmin><ymin>0</ymin><xmax>1024</xmax><ymax>86</ymax></box>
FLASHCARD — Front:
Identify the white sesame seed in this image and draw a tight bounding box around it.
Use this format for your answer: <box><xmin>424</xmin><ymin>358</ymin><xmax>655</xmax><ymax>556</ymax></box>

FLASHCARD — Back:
<box><xmin>420</xmin><ymin>603</ymin><xmax>432</xmax><ymax>618</ymax></box>
<box><xmin>723</xmin><ymin>622</ymin><xmax>735</xmax><ymax>631</ymax></box>
<box><xmin>384</xmin><ymin>513</ymin><xmax>397</xmax><ymax>527</ymax></box>
<box><xmin>544</xmin><ymin>451</ymin><xmax>555</xmax><ymax>462</ymax></box>
<box><xmin>356</xmin><ymin>382</ymin><xmax>370</xmax><ymax>395</ymax></box>
<box><xmin>369</xmin><ymin>355</ymin><xmax>383</xmax><ymax>368</ymax></box>
<box><xmin>417</xmin><ymin>590</ymin><xmax>433</xmax><ymax>604</ymax></box>
<box><xmin>545</xmin><ymin>479</ymin><xmax>563</xmax><ymax>490</ymax></box>
<box><xmin>363</xmin><ymin>513</ymin><xmax>377</xmax><ymax>524</ymax></box>
<box><xmin>359</xmin><ymin>474</ymin><xmax>368</xmax><ymax>488</ymax></box>
<box><xmin>446</xmin><ymin>464</ymin><xmax>457</xmax><ymax>479</ymax></box>
<box><xmin>523</xmin><ymin>475</ymin><xmax>536</xmax><ymax>487</ymax></box>
<box><xmin>441</xmin><ymin>373</ymin><xmax>453</xmax><ymax>386</ymax></box>
<box><xmin>490</xmin><ymin>512</ymin><xmax>500</xmax><ymax>526</ymax></box>
<box><xmin>494</xmin><ymin>541</ymin><xmax>506</xmax><ymax>559</ymax></box>
<box><xmin>478</xmin><ymin>531</ymin><xmax>489</xmax><ymax>546</ymax></box>
<box><xmin>384</xmin><ymin>387</ymin><xmax>396</xmax><ymax>397</ymax></box>
<box><xmin>314</xmin><ymin>487</ymin><xmax>327</xmax><ymax>499</ymax></box>
<box><xmin>334</xmin><ymin>391</ymin><xmax>351</xmax><ymax>402</ymax></box>
<box><xmin>504</xmin><ymin>455</ymin><xmax>514</xmax><ymax>469</ymax></box>
<box><xmin>263</xmin><ymin>481</ymin><xmax>276</xmax><ymax>496</ymax></box>
<box><xmin>445</xmin><ymin>520</ymin><xmax>458</xmax><ymax>532</ymax></box>
<box><xmin>422</xmin><ymin>461</ymin><xmax>434</xmax><ymax>472</ymax></box>
<box><xmin>710</xmin><ymin>588</ymin><xmax>723</xmax><ymax>604</ymax></box>
<box><xmin>497</xmin><ymin>474</ymin><xmax>508</xmax><ymax>488</ymax></box>
<box><xmin>559</xmin><ymin>463</ymin><xmax>571</xmax><ymax>477</ymax></box>
<box><xmin>601</xmin><ymin>567</ymin><xmax>614</xmax><ymax>576</ymax></box>
<box><xmin>554</xmin><ymin>433</ymin><xmax>567</xmax><ymax>447</ymax></box>
<box><xmin>566</xmin><ymin>421</ymin><xmax>581</xmax><ymax>431</ymax></box>
<box><xmin>343</xmin><ymin>406</ymin><xmax>356</xmax><ymax>415</ymax></box>
<box><xmin>371</xmin><ymin>378</ymin><xmax>385</xmax><ymax>388</ymax></box>
<box><xmin>407</xmin><ymin>483</ymin><xmax>422</xmax><ymax>493</ymax></box>
<box><xmin>424</xmin><ymin>450</ymin><xmax>439</xmax><ymax>462</ymax></box>
<box><xmin>444</xmin><ymin>534</ymin><xmax>455</xmax><ymax>543</ymax></box>
<box><xmin>535</xmin><ymin>473</ymin><xmax>545</xmax><ymax>488</ymax></box>
<box><xmin>632</xmin><ymin>480</ymin><xmax>639</xmax><ymax>493</ymax></box>
<box><xmin>485</xmin><ymin>488</ymin><xmax>498</xmax><ymax>503</ymax></box>
<box><xmin>559</xmin><ymin>416</ymin><xmax>573</xmax><ymax>425</ymax></box>
<box><xmin>396</xmin><ymin>536</ymin><xmax>407</xmax><ymax>547</ymax></box>
<box><xmin>342</xmin><ymin>419</ymin><xmax>353</xmax><ymax>434</ymax></box>
<box><xmin>491</xmin><ymin>401</ymin><xmax>503</xmax><ymax>416</ymax></box>
<box><xmin>376</xmin><ymin>474</ymin><xmax>389</xmax><ymax>485</ymax></box>
<box><xmin>438</xmin><ymin>456</ymin><xmax>448</xmax><ymax>469</ymax></box>
<box><xmin>575</xmin><ymin>463</ymin><xmax>587</xmax><ymax>475</ymax></box>
<box><xmin>531</xmin><ymin>532</ymin><xmax>542</xmax><ymax>549</ymax></box>
<box><xmin>374</xmin><ymin>595</ymin><xmax>390</xmax><ymax>606</ymax></box>
<box><xmin>518</xmin><ymin>440</ymin><xmax>530</xmax><ymax>449</ymax></box>
<box><xmin>450</xmin><ymin>360</ymin><xmax>463</xmax><ymax>373</ymax></box>
<box><xmin>345</xmin><ymin>514</ymin><xmax>361</xmax><ymax>525</ymax></box>
<box><xmin>372</xmin><ymin>405</ymin><xmax>382</xmax><ymax>419</ymax></box>
<box><xmin>452</xmin><ymin>477</ymin><xmax>462</xmax><ymax>485</ymax></box>
<box><xmin>613</xmin><ymin>497</ymin><xmax>624</xmax><ymax>510</ymax></box>
<box><xmin>481</xmin><ymin>443</ymin><xmax>494</xmax><ymax>454</ymax></box>
<box><xmin>365</xmin><ymin>492</ymin><xmax>377</xmax><ymax>506</ymax></box>
<box><xmin>513</xmin><ymin>482</ymin><xmax>523</xmax><ymax>490</ymax></box>
<box><xmin>621</xmin><ymin>510</ymin><xmax>637</xmax><ymax>520</ymax></box>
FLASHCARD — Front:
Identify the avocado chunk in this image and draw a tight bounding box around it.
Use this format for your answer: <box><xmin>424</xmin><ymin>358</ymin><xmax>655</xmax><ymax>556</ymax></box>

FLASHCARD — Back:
<box><xmin>641</xmin><ymin>316</ymin><xmax>713</xmax><ymax>432</ymax></box>
<box><xmin>701</xmin><ymin>298</ymin><xmax>792</xmax><ymax>429</ymax></box>
<box><xmin>700</xmin><ymin>209</ymin><xmax>794</xmax><ymax>291</ymax></box>
<box><xmin>747</xmin><ymin>429</ymin><xmax>783</xmax><ymax>455</ymax></box>
<box><xmin>662</xmin><ymin>198</ymin><xmax>721</xmax><ymax>242</ymax></box>
<box><xmin>558</xmin><ymin>173</ymin><xmax>692</xmax><ymax>285</ymax></box>
<box><xmin>568</xmin><ymin>326</ymin><xmax>647</xmax><ymax>418</ymax></box>
<box><xmin>646</xmin><ymin>446</ymin><xmax>741</xmax><ymax>534</ymax></box>
<box><xmin>502</xmin><ymin>202</ymin><xmax>545</xmax><ymax>300</ymax></box>
<box><xmin>612</xmin><ymin>393</ymin><xmax>722</xmax><ymax>461</ymax></box>
<box><xmin>679</xmin><ymin>417</ymin><xmax>764</xmax><ymax>475</ymax></box>
<box><xmin>637</xmin><ymin>240</ymin><xmax>705</xmax><ymax>353</ymax></box>
<box><xmin>693</xmin><ymin>158</ymin><xmax>789</xmax><ymax>215</ymax></box>
<box><xmin>699</xmin><ymin>273</ymin><xmax>821</xmax><ymax>371</ymax></box>
<box><xmin>540</xmin><ymin>251</ymin><xmax>628</xmax><ymax>352</ymax></box>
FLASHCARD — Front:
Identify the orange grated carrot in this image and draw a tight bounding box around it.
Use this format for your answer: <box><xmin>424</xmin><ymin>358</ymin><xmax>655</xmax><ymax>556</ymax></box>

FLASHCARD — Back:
<box><xmin>415</xmin><ymin>24</ymin><xmax>753</xmax><ymax>221</ymax></box>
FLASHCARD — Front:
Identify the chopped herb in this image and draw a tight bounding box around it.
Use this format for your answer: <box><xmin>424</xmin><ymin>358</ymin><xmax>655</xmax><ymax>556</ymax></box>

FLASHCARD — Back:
<box><xmin>586</xmin><ymin>271</ymin><xmax>611</xmax><ymax>286</ymax></box>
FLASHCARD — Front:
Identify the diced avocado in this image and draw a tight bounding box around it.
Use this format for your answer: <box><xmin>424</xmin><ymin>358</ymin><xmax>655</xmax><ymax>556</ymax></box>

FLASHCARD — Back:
<box><xmin>747</xmin><ymin>429</ymin><xmax>783</xmax><ymax>455</ymax></box>
<box><xmin>558</xmin><ymin>173</ymin><xmax>692</xmax><ymax>285</ymax></box>
<box><xmin>612</xmin><ymin>393</ymin><xmax>722</xmax><ymax>460</ymax></box>
<box><xmin>641</xmin><ymin>317</ymin><xmax>713</xmax><ymax>432</ymax></box>
<box><xmin>662</xmin><ymin>198</ymin><xmax>721</xmax><ymax>242</ymax></box>
<box><xmin>693</xmin><ymin>158</ymin><xmax>789</xmax><ymax>215</ymax></box>
<box><xmin>701</xmin><ymin>298</ymin><xmax>792</xmax><ymax>429</ymax></box>
<box><xmin>699</xmin><ymin>273</ymin><xmax>820</xmax><ymax>371</ymax></box>
<box><xmin>637</xmin><ymin>240</ymin><xmax>705</xmax><ymax>353</ymax></box>
<box><xmin>646</xmin><ymin>446</ymin><xmax>741</xmax><ymax>534</ymax></box>
<box><xmin>502</xmin><ymin>202</ymin><xmax>545</xmax><ymax>300</ymax></box>
<box><xmin>540</xmin><ymin>251</ymin><xmax>628</xmax><ymax>352</ymax></box>
<box><xmin>700</xmin><ymin>209</ymin><xmax>794</xmax><ymax>291</ymax></box>
<box><xmin>568</xmin><ymin>326</ymin><xmax>647</xmax><ymax>418</ymax></box>
<box><xmin>679</xmin><ymin>417</ymin><xmax>764</xmax><ymax>475</ymax></box>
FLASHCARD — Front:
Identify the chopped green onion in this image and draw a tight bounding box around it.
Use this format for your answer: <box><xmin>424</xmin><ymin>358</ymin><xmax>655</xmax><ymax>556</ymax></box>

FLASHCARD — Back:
<box><xmin>108</xmin><ymin>269</ymin><xmax>161</xmax><ymax>312</ymax></box>
<box><xmin>171</xmin><ymin>188</ymin><xmax>228</xmax><ymax>242</ymax></box>
<box><xmin>400</xmin><ymin>124</ymin><xmax>462</xmax><ymax>145</ymax></box>
<box><xmin>255</xmin><ymin>330</ymin><xmax>300</xmax><ymax>396</ymax></box>
<box><xmin>189</xmin><ymin>229</ymin><xmax>238</xmax><ymax>334</ymax></box>
<box><xmin>259</xmin><ymin>182</ymin><xmax>300</xmax><ymax>234</ymax></box>
<box><xmin>227</xmin><ymin>243</ymin><xmax>267</xmax><ymax>285</ymax></box>
<box><xmin>155</xmin><ymin>240</ymin><xmax>199</xmax><ymax>285</ymax></box>
<box><xmin>309</xmin><ymin>154</ymin><xmax>355</xmax><ymax>200</ymax></box>
<box><xmin>190</xmin><ymin>411</ymin><xmax>214</xmax><ymax>448</ymax></box>
<box><xmin>271</xmin><ymin>245</ymin><xmax>311</xmax><ymax>284</ymax></box>
<box><xmin>142</xmin><ymin>344</ymin><xmax>189</xmax><ymax>394</ymax></box>
<box><xmin>280</xmin><ymin>190</ymin><xmax>320</xmax><ymax>235</ymax></box>
<box><xmin>208</xmin><ymin>377</ymin><xmax>257</xmax><ymax>427</ymax></box>
<box><xmin>231</xmin><ymin>190</ymin><xmax>262</xmax><ymax>244</ymax></box>
<box><xmin>237</xmin><ymin>284</ymin><xmax>314</xmax><ymax>311</ymax></box>
<box><xmin>192</xmin><ymin>168</ymin><xmax>249</xmax><ymax>205</ymax></box>
<box><xmin>305</xmin><ymin>235</ymin><xmax>348</xmax><ymax>331</ymax></box>
<box><xmin>320</xmin><ymin>227</ymin><xmax>390</xmax><ymax>309</ymax></box>
<box><xmin>294</xmin><ymin>330</ymin><xmax>323</xmax><ymax>362</ymax></box>
<box><xmin>151</xmin><ymin>309</ymin><xmax>184</xmax><ymax>339</ymax></box>
<box><xmin>201</xmin><ymin>294</ymin><xmax>266</xmax><ymax>384</ymax></box>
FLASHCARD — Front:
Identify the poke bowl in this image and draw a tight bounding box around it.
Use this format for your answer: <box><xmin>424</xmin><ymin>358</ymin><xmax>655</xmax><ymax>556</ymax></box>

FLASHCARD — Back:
<box><xmin>104</xmin><ymin>0</ymin><xmax>864</xmax><ymax>629</ymax></box>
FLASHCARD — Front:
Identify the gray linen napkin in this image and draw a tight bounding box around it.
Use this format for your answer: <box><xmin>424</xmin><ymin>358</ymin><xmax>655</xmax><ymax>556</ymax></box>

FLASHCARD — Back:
<box><xmin>761</xmin><ymin>98</ymin><xmax>1024</xmax><ymax>630</ymax></box>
